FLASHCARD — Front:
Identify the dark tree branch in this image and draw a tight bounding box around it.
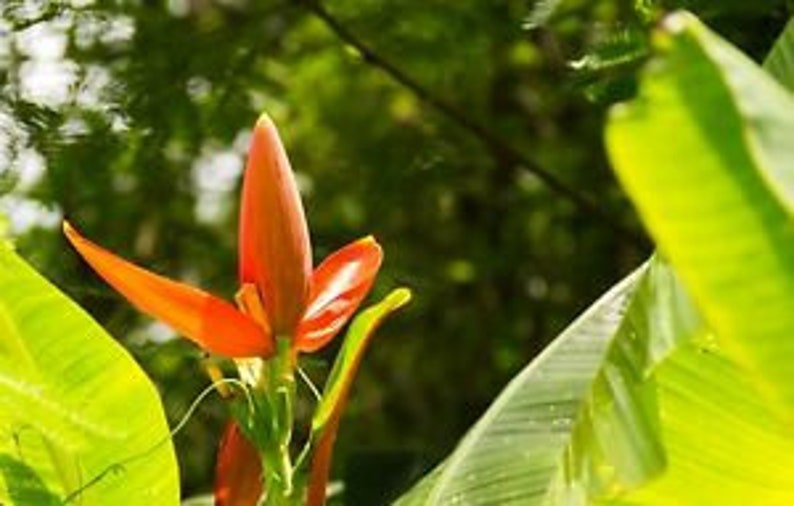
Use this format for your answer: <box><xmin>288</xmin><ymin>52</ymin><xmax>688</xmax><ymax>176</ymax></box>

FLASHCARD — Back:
<box><xmin>297</xmin><ymin>0</ymin><xmax>649</xmax><ymax>250</ymax></box>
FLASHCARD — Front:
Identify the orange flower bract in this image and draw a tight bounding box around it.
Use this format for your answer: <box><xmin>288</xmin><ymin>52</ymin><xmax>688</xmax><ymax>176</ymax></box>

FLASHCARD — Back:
<box><xmin>64</xmin><ymin>113</ymin><xmax>382</xmax><ymax>358</ymax></box>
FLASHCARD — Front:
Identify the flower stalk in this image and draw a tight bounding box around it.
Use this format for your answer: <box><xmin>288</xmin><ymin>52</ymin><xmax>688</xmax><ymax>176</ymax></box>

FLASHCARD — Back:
<box><xmin>262</xmin><ymin>337</ymin><xmax>297</xmax><ymax>503</ymax></box>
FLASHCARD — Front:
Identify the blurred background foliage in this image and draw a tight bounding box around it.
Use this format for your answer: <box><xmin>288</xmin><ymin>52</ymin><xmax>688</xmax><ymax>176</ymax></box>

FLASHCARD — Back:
<box><xmin>0</xmin><ymin>0</ymin><xmax>790</xmax><ymax>502</ymax></box>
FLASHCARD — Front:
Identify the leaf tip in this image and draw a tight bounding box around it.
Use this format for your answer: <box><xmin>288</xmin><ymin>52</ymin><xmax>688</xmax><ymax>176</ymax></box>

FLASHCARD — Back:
<box><xmin>386</xmin><ymin>287</ymin><xmax>412</xmax><ymax>310</ymax></box>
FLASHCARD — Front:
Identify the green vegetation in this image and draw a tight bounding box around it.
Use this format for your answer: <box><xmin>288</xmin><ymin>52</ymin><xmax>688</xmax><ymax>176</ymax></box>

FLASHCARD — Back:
<box><xmin>1</xmin><ymin>1</ymin><xmax>792</xmax><ymax>504</ymax></box>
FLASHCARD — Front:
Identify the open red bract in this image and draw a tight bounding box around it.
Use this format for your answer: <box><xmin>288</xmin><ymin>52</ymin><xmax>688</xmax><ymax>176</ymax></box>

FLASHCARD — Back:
<box><xmin>64</xmin><ymin>113</ymin><xmax>382</xmax><ymax>358</ymax></box>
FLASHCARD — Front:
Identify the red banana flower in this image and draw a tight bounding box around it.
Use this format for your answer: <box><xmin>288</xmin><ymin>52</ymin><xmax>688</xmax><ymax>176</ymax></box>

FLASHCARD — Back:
<box><xmin>64</xmin><ymin>113</ymin><xmax>382</xmax><ymax>357</ymax></box>
<box><xmin>64</xmin><ymin>114</ymin><xmax>384</xmax><ymax>506</ymax></box>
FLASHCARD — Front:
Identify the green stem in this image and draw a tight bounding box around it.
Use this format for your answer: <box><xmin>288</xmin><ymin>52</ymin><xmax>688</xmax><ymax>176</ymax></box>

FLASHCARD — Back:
<box><xmin>260</xmin><ymin>336</ymin><xmax>299</xmax><ymax>505</ymax></box>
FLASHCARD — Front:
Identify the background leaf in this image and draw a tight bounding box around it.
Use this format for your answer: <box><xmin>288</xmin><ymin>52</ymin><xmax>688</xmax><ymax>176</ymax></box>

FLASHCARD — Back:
<box><xmin>764</xmin><ymin>18</ymin><xmax>794</xmax><ymax>90</ymax></box>
<box><xmin>0</xmin><ymin>243</ymin><xmax>179</xmax><ymax>504</ymax></box>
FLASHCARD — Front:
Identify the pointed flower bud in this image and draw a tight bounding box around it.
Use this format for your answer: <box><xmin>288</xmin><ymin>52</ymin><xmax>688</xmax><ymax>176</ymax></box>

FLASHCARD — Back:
<box><xmin>239</xmin><ymin>114</ymin><xmax>312</xmax><ymax>336</ymax></box>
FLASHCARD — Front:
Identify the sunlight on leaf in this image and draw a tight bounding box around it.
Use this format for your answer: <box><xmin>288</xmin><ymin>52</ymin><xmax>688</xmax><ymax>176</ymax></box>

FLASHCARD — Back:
<box><xmin>607</xmin><ymin>10</ymin><xmax>794</xmax><ymax>413</ymax></box>
<box><xmin>0</xmin><ymin>242</ymin><xmax>179</xmax><ymax>505</ymax></box>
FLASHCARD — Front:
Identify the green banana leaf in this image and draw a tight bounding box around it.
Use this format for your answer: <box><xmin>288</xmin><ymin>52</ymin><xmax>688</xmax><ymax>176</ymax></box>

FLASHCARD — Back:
<box><xmin>605</xmin><ymin>338</ymin><xmax>794</xmax><ymax>506</ymax></box>
<box><xmin>397</xmin><ymin>11</ymin><xmax>794</xmax><ymax>506</ymax></box>
<box><xmin>607</xmin><ymin>10</ymin><xmax>794</xmax><ymax>413</ymax></box>
<box><xmin>602</xmin><ymin>14</ymin><xmax>794</xmax><ymax>504</ymax></box>
<box><xmin>0</xmin><ymin>241</ymin><xmax>179</xmax><ymax>504</ymax></box>
<box><xmin>397</xmin><ymin>259</ymin><xmax>793</xmax><ymax>505</ymax></box>
<box><xmin>395</xmin><ymin>258</ymin><xmax>688</xmax><ymax>505</ymax></box>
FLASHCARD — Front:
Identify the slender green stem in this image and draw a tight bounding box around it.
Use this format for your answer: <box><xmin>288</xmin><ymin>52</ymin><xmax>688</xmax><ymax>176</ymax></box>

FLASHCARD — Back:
<box><xmin>260</xmin><ymin>336</ymin><xmax>300</xmax><ymax>505</ymax></box>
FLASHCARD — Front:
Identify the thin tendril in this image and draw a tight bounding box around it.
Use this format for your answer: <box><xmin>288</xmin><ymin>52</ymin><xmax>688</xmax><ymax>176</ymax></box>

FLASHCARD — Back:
<box><xmin>293</xmin><ymin>431</ymin><xmax>314</xmax><ymax>473</ymax></box>
<box><xmin>169</xmin><ymin>378</ymin><xmax>254</xmax><ymax>437</ymax></box>
<box><xmin>293</xmin><ymin>367</ymin><xmax>322</xmax><ymax>472</ymax></box>
<box><xmin>297</xmin><ymin>366</ymin><xmax>322</xmax><ymax>402</ymax></box>
<box><xmin>62</xmin><ymin>378</ymin><xmax>253</xmax><ymax>504</ymax></box>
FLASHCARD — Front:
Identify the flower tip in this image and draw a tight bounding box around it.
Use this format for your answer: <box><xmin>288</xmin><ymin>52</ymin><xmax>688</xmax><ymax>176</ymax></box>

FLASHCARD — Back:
<box><xmin>63</xmin><ymin>221</ymin><xmax>88</xmax><ymax>250</ymax></box>
<box><xmin>255</xmin><ymin>111</ymin><xmax>275</xmax><ymax>130</ymax></box>
<box><xmin>359</xmin><ymin>235</ymin><xmax>380</xmax><ymax>248</ymax></box>
<box><xmin>62</xmin><ymin>220</ymin><xmax>79</xmax><ymax>242</ymax></box>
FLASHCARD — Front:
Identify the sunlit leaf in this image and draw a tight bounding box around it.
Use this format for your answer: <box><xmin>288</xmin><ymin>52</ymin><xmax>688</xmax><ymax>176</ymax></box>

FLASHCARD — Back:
<box><xmin>523</xmin><ymin>0</ymin><xmax>563</xmax><ymax>30</ymax></box>
<box><xmin>610</xmin><ymin>339</ymin><xmax>794</xmax><ymax>506</ymax></box>
<box><xmin>180</xmin><ymin>495</ymin><xmax>214</xmax><ymax>506</ymax></box>
<box><xmin>0</xmin><ymin>243</ymin><xmax>179</xmax><ymax>504</ymax></box>
<box><xmin>607</xmin><ymin>10</ymin><xmax>794</xmax><ymax>412</ymax></box>
<box><xmin>398</xmin><ymin>253</ymin><xmax>794</xmax><ymax>505</ymax></box>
